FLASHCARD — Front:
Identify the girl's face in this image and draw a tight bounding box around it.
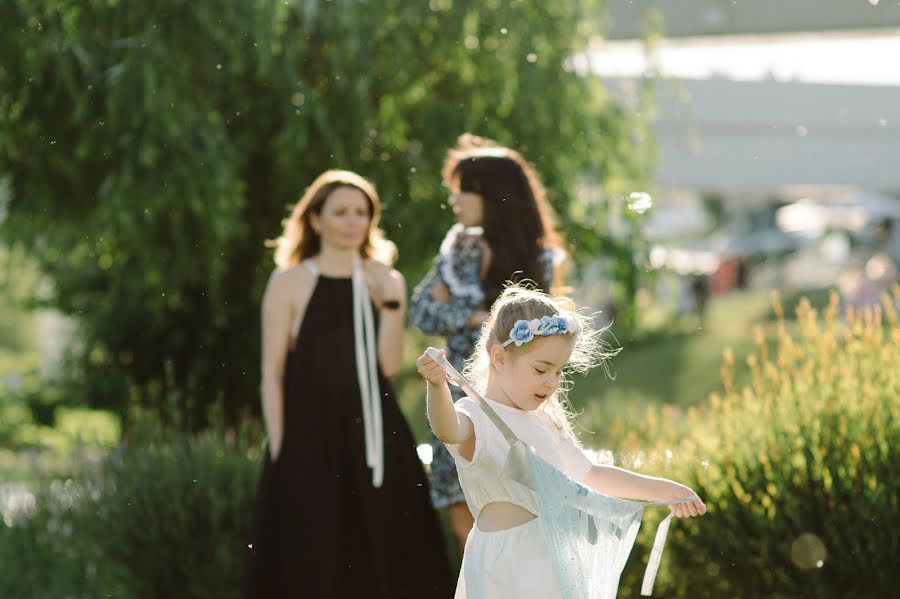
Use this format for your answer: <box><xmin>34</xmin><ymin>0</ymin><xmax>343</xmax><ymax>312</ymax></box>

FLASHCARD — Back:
<box><xmin>491</xmin><ymin>335</ymin><xmax>574</xmax><ymax>411</ymax></box>
<box><xmin>312</xmin><ymin>186</ymin><xmax>371</xmax><ymax>252</ymax></box>
<box><xmin>448</xmin><ymin>174</ymin><xmax>484</xmax><ymax>227</ymax></box>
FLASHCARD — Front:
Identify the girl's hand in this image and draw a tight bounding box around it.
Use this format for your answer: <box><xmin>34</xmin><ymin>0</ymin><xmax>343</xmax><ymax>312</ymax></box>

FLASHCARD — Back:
<box><xmin>664</xmin><ymin>482</ymin><xmax>707</xmax><ymax>518</ymax></box>
<box><xmin>416</xmin><ymin>348</ymin><xmax>448</xmax><ymax>385</ymax></box>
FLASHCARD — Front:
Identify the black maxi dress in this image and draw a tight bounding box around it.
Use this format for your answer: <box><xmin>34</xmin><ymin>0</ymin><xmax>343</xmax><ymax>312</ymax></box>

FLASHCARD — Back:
<box><xmin>242</xmin><ymin>275</ymin><xmax>454</xmax><ymax>598</ymax></box>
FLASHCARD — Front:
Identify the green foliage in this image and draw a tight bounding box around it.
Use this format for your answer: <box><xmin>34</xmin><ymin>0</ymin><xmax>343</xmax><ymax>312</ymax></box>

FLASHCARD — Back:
<box><xmin>0</xmin><ymin>429</ymin><xmax>258</xmax><ymax>598</ymax></box>
<box><xmin>615</xmin><ymin>289</ymin><xmax>900</xmax><ymax>597</ymax></box>
<box><xmin>0</xmin><ymin>387</ymin><xmax>119</xmax><ymax>451</ymax></box>
<box><xmin>0</xmin><ymin>244</ymin><xmax>40</xmax><ymax>405</ymax></box>
<box><xmin>28</xmin><ymin>406</ymin><xmax>120</xmax><ymax>449</ymax></box>
<box><xmin>0</xmin><ymin>0</ymin><xmax>650</xmax><ymax>424</ymax></box>
<box><xmin>83</xmin><ymin>434</ymin><xmax>260</xmax><ymax>598</ymax></box>
<box><xmin>0</xmin><ymin>481</ymin><xmax>126</xmax><ymax>598</ymax></box>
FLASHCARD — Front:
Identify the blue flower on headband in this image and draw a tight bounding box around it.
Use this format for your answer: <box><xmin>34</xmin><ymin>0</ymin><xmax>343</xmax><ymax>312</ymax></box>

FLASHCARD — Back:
<box><xmin>508</xmin><ymin>320</ymin><xmax>535</xmax><ymax>346</ymax></box>
<box><xmin>535</xmin><ymin>315</ymin><xmax>562</xmax><ymax>336</ymax></box>
<box><xmin>503</xmin><ymin>314</ymin><xmax>580</xmax><ymax>347</ymax></box>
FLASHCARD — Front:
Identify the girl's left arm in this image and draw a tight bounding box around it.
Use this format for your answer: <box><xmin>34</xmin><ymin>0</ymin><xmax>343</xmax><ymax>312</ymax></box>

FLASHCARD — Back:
<box><xmin>377</xmin><ymin>268</ymin><xmax>406</xmax><ymax>377</ymax></box>
<box><xmin>582</xmin><ymin>465</ymin><xmax>707</xmax><ymax>518</ymax></box>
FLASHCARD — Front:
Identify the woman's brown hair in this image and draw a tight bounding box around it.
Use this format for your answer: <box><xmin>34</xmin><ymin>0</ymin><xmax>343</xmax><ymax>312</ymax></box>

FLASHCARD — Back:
<box><xmin>271</xmin><ymin>169</ymin><xmax>395</xmax><ymax>268</ymax></box>
<box><xmin>442</xmin><ymin>134</ymin><xmax>564</xmax><ymax>305</ymax></box>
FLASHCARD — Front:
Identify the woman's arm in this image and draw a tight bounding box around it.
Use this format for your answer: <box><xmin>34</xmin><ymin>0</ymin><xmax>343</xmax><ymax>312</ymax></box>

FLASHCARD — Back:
<box><xmin>260</xmin><ymin>271</ymin><xmax>291</xmax><ymax>460</ymax></box>
<box><xmin>409</xmin><ymin>265</ymin><xmax>482</xmax><ymax>334</ymax></box>
<box><xmin>409</xmin><ymin>227</ymin><xmax>485</xmax><ymax>334</ymax></box>
<box><xmin>260</xmin><ymin>267</ymin><xmax>315</xmax><ymax>460</ymax></box>
<box><xmin>582</xmin><ymin>465</ymin><xmax>706</xmax><ymax>518</ymax></box>
<box><xmin>416</xmin><ymin>350</ymin><xmax>475</xmax><ymax>459</ymax></box>
<box><xmin>375</xmin><ymin>267</ymin><xmax>406</xmax><ymax>377</ymax></box>
<box><xmin>432</xmin><ymin>279</ymin><xmax>487</xmax><ymax>327</ymax></box>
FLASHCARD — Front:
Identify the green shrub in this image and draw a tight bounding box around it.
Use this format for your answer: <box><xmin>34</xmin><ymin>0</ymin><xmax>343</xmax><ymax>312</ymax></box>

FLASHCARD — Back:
<box><xmin>616</xmin><ymin>289</ymin><xmax>900</xmax><ymax>597</ymax></box>
<box><xmin>54</xmin><ymin>407</ymin><xmax>120</xmax><ymax>448</ymax></box>
<box><xmin>0</xmin><ymin>401</ymin><xmax>31</xmax><ymax>446</ymax></box>
<box><xmin>0</xmin><ymin>481</ymin><xmax>125</xmax><ymax>598</ymax></box>
<box><xmin>83</xmin><ymin>433</ymin><xmax>261</xmax><ymax>599</ymax></box>
<box><xmin>1</xmin><ymin>397</ymin><xmax>263</xmax><ymax>598</ymax></box>
<box><xmin>4</xmin><ymin>407</ymin><xmax>120</xmax><ymax>455</ymax></box>
<box><xmin>1</xmin><ymin>432</ymin><xmax>260</xmax><ymax>598</ymax></box>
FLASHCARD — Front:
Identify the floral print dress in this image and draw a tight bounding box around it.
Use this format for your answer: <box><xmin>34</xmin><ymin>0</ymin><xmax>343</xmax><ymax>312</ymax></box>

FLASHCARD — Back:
<box><xmin>409</xmin><ymin>224</ymin><xmax>557</xmax><ymax>508</ymax></box>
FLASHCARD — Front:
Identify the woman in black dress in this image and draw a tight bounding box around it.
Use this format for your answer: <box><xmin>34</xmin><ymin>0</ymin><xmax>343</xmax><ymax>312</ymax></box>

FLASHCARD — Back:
<box><xmin>243</xmin><ymin>170</ymin><xmax>453</xmax><ymax>598</ymax></box>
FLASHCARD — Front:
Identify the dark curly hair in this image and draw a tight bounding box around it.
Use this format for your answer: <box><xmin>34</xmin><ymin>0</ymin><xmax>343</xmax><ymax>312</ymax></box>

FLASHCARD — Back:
<box><xmin>442</xmin><ymin>133</ymin><xmax>565</xmax><ymax>305</ymax></box>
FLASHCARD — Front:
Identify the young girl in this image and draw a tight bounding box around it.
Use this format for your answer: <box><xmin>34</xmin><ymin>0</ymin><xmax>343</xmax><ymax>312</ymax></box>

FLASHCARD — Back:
<box><xmin>243</xmin><ymin>170</ymin><xmax>453</xmax><ymax>598</ymax></box>
<box><xmin>416</xmin><ymin>285</ymin><xmax>706</xmax><ymax>598</ymax></box>
<box><xmin>409</xmin><ymin>133</ymin><xmax>567</xmax><ymax>550</ymax></box>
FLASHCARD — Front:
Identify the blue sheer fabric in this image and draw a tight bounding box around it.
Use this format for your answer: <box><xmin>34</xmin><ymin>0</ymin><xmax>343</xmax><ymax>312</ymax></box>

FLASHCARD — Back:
<box><xmin>504</xmin><ymin>442</ymin><xmax>677</xmax><ymax>598</ymax></box>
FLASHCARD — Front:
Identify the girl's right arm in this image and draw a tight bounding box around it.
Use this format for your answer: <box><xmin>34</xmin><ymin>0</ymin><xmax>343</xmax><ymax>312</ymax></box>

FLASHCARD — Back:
<box><xmin>582</xmin><ymin>465</ymin><xmax>707</xmax><ymax>518</ymax></box>
<box><xmin>416</xmin><ymin>350</ymin><xmax>475</xmax><ymax>459</ymax></box>
<box><xmin>260</xmin><ymin>267</ymin><xmax>315</xmax><ymax>460</ymax></box>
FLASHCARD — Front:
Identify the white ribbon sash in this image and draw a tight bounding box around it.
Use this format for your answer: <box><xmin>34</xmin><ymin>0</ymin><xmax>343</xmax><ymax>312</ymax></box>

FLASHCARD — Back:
<box><xmin>294</xmin><ymin>259</ymin><xmax>384</xmax><ymax>487</ymax></box>
<box><xmin>352</xmin><ymin>258</ymin><xmax>384</xmax><ymax>488</ymax></box>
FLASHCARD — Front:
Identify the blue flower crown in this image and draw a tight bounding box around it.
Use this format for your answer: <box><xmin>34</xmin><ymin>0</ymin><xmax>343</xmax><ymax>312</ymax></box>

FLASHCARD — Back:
<box><xmin>501</xmin><ymin>314</ymin><xmax>581</xmax><ymax>347</ymax></box>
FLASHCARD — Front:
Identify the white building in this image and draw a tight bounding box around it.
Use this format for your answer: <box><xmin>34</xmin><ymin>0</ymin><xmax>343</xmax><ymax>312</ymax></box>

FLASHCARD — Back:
<box><xmin>589</xmin><ymin>2</ymin><xmax>900</xmax><ymax>288</ymax></box>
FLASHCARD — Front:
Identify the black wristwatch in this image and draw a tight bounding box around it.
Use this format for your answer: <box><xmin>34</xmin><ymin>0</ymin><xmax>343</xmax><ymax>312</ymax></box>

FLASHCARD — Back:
<box><xmin>381</xmin><ymin>299</ymin><xmax>402</xmax><ymax>310</ymax></box>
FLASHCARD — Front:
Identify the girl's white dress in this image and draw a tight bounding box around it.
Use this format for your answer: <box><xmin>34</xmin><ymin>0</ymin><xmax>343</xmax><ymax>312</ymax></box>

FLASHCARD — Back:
<box><xmin>446</xmin><ymin>397</ymin><xmax>594</xmax><ymax>599</ymax></box>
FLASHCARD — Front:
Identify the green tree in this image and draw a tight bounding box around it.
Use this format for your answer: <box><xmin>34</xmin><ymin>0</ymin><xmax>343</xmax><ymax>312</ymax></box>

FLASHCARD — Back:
<box><xmin>0</xmin><ymin>0</ymin><xmax>650</xmax><ymax>425</ymax></box>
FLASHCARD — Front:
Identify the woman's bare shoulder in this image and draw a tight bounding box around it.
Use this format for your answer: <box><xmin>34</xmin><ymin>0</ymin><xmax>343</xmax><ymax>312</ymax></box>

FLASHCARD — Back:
<box><xmin>267</xmin><ymin>263</ymin><xmax>317</xmax><ymax>297</ymax></box>
<box><xmin>364</xmin><ymin>258</ymin><xmax>404</xmax><ymax>281</ymax></box>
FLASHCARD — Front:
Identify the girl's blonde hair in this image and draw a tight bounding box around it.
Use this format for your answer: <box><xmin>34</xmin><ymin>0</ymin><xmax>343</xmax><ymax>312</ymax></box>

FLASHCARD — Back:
<box><xmin>462</xmin><ymin>283</ymin><xmax>618</xmax><ymax>438</ymax></box>
<box><xmin>270</xmin><ymin>169</ymin><xmax>396</xmax><ymax>268</ymax></box>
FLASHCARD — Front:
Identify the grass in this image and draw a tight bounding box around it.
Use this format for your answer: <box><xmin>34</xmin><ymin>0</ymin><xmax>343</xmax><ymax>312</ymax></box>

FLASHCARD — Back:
<box><xmin>585</xmin><ymin>290</ymin><xmax>773</xmax><ymax>402</ymax></box>
<box><xmin>567</xmin><ymin>290</ymin><xmax>773</xmax><ymax>446</ymax></box>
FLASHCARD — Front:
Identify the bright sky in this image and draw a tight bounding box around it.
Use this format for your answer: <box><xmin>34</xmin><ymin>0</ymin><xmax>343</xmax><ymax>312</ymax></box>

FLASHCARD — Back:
<box><xmin>588</xmin><ymin>30</ymin><xmax>900</xmax><ymax>87</ymax></box>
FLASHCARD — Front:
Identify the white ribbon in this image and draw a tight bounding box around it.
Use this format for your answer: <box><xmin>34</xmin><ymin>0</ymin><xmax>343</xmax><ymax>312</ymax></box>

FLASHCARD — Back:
<box><xmin>295</xmin><ymin>259</ymin><xmax>383</xmax><ymax>488</ymax></box>
<box><xmin>641</xmin><ymin>510</ymin><xmax>675</xmax><ymax>596</ymax></box>
<box><xmin>352</xmin><ymin>258</ymin><xmax>384</xmax><ymax>488</ymax></box>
